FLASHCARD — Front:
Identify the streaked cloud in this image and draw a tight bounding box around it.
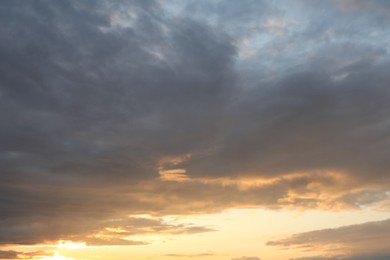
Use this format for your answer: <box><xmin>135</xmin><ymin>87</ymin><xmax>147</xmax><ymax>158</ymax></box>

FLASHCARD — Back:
<box><xmin>267</xmin><ymin>219</ymin><xmax>390</xmax><ymax>259</ymax></box>
<box><xmin>232</xmin><ymin>257</ymin><xmax>261</xmax><ymax>260</ymax></box>
<box><xmin>0</xmin><ymin>250</ymin><xmax>56</xmax><ymax>260</ymax></box>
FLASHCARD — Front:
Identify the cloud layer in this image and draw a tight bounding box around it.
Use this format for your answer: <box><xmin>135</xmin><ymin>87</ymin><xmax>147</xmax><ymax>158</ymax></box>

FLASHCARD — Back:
<box><xmin>0</xmin><ymin>0</ymin><xmax>389</xmax><ymax>253</ymax></box>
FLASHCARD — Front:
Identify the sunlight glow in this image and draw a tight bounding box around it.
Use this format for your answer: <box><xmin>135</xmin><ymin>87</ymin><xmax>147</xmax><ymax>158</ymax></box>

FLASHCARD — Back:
<box><xmin>57</xmin><ymin>241</ymin><xmax>86</xmax><ymax>250</ymax></box>
<box><xmin>40</xmin><ymin>252</ymin><xmax>74</xmax><ymax>260</ymax></box>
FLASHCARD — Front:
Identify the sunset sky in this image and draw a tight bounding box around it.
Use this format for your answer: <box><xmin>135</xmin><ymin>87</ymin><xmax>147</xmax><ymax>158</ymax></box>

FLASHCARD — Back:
<box><xmin>1</xmin><ymin>0</ymin><xmax>390</xmax><ymax>259</ymax></box>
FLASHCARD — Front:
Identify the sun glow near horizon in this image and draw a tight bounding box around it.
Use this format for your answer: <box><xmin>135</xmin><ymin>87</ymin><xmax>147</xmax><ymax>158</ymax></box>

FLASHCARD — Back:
<box><xmin>40</xmin><ymin>252</ymin><xmax>74</xmax><ymax>260</ymax></box>
<box><xmin>57</xmin><ymin>241</ymin><xmax>86</xmax><ymax>250</ymax></box>
<box><xmin>24</xmin><ymin>207</ymin><xmax>389</xmax><ymax>260</ymax></box>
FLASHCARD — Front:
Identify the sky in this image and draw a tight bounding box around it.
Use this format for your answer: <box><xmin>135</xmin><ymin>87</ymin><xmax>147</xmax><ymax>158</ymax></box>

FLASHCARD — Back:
<box><xmin>1</xmin><ymin>0</ymin><xmax>390</xmax><ymax>259</ymax></box>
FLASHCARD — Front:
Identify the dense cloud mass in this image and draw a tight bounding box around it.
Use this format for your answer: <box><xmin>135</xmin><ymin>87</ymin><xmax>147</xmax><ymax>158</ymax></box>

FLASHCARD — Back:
<box><xmin>0</xmin><ymin>0</ymin><xmax>390</xmax><ymax>256</ymax></box>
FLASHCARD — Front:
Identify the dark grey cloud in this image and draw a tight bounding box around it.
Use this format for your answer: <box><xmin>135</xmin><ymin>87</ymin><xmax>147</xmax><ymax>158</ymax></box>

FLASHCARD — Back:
<box><xmin>0</xmin><ymin>0</ymin><xmax>390</xmax><ymax>251</ymax></box>
<box><xmin>0</xmin><ymin>0</ymin><xmax>236</xmax><ymax>184</ymax></box>
<box><xmin>0</xmin><ymin>0</ymin><xmax>234</xmax><ymax>170</ymax></box>
<box><xmin>182</xmin><ymin>60</ymin><xmax>390</xmax><ymax>183</ymax></box>
<box><xmin>0</xmin><ymin>0</ymin><xmax>235</xmax><ymax>246</ymax></box>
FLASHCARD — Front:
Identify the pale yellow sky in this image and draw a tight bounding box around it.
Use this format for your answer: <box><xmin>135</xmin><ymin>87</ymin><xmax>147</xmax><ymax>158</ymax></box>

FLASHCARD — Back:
<box><xmin>12</xmin><ymin>207</ymin><xmax>390</xmax><ymax>260</ymax></box>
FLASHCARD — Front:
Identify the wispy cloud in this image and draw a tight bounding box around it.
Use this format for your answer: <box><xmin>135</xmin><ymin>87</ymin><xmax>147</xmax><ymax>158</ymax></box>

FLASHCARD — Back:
<box><xmin>231</xmin><ymin>257</ymin><xmax>261</xmax><ymax>260</ymax></box>
<box><xmin>267</xmin><ymin>218</ymin><xmax>390</xmax><ymax>258</ymax></box>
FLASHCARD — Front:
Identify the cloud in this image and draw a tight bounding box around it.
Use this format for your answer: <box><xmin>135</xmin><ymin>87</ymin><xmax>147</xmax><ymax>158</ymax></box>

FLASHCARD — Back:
<box><xmin>0</xmin><ymin>214</ymin><xmax>214</xmax><ymax>246</ymax></box>
<box><xmin>0</xmin><ymin>250</ymin><xmax>18</xmax><ymax>259</ymax></box>
<box><xmin>0</xmin><ymin>250</ymin><xmax>54</xmax><ymax>259</ymax></box>
<box><xmin>0</xmin><ymin>0</ymin><xmax>390</xmax><ymax>252</ymax></box>
<box><xmin>267</xmin><ymin>218</ymin><xmax>390</xmax><ymax>259</ymax></box>
<box><xmin>231</xmin><ymin>257</ymin><xmax>261</xmax><ymax>260</ymax></box>
<box><xmin>0</xmin><ymin>0</ymin><xmax>234</xmax><ymax>246</ymax></box>
<box><xmin>334</xmin><ymin>0</ymin><xmax>390</xmax><ymax>15</ymax></box>
<box><xmin>292</xmin><ymin>254</ymin><xmax>390</xmax><ymax>260</ymax></box>
<box><xmin>182</xmin><ymin>60</ymin><xmax>390</xmax><ymax>180</ymax></box>
<box><xmin>179</xmin><ymin>0</ymin><xmax>274</xmax><ymax>35</ymax></box>
<box><xmin>83</xmin><ymin>237</ymin><xmax>146</xmax><ymax>247</ymax></box>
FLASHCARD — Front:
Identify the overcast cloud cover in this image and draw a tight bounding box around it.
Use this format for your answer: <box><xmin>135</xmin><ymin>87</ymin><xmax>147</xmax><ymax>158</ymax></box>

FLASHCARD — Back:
<box><xmin>1</xmin><ymin>0</ymin><xmax>390</xmax><ymax>259</ymax></box>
